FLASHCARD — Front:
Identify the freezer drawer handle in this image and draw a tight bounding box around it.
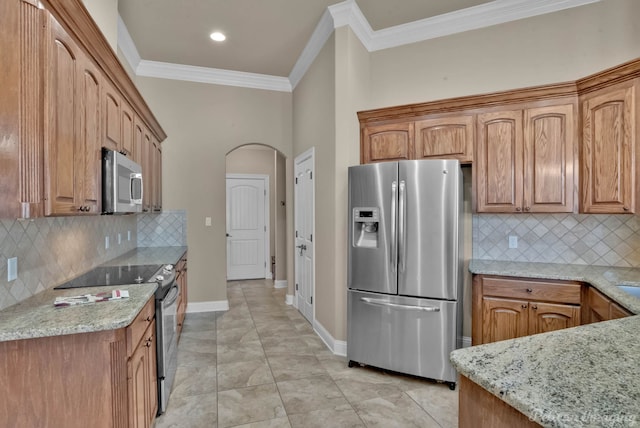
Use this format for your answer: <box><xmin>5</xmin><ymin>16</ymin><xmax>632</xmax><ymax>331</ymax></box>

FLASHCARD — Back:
<box><xmin>360</xmin><ymin>297</ymin><xmax>440</xmax><ymax>312</ymax></box>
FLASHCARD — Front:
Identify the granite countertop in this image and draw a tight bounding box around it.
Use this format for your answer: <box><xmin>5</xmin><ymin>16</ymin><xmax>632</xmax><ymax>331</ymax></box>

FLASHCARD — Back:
<box><xmin>0</xmin><ymin>246</ymin><xmax>187</xmax><ymax>342</ymax></box>
<box><xmin>0</xmin><ymin>283</ymin><xmax>157</xmax><ymax>342</ymax></box>
<box><xmin>451</xmin><ymin>260</ymin><xmax>640</xmax><ymax>427</ymax></box>
<box><xmin>469</xmin><ymin>259</ymin><xmax>640</xmax><ymax>314</ymax></box>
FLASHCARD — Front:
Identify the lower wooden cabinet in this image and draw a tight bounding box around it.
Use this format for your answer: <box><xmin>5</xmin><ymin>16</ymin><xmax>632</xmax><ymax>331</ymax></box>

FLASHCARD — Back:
<box><xmin>176</xmin><ymin>253</ymin><xmax>188</xmax><ymax>338</ymax></box>
<box><xmin>0</xmin><ymin>297</ymin><xmax>158</xmax><ymax>428</ymax></box>
<box><xmin>473</xmin><ymin>275</ymin><xmax>582</xmax><ymax>345</ymax></box>
<box><xmin>584</xmin><ymin>286</ymin><xmax>632</xmax><ymax>323</ymax></box>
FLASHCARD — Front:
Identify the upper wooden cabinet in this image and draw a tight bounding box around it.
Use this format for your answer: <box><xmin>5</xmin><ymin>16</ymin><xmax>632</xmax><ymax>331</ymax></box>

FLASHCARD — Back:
<box><xmin>414</xmin><ymin>115</ymin><xmax>474</xmax><ymax>162</ymax></box>
<box><xmin>361</xmin><ymin>122</ymin><xmax>414</xmax><ymax>163</ymax></box>
<box><xmin>580</xmin><ymin>80</ymin><xmax>637</xmax><ymax>213</ymax></box>
<box><xmin>0</xmin><ymin>0</ymin><xmax>165</xmax><ymax>219</ymax></box>
<box><xmin>475</xmin><ymin>104</ymin><xmax>575</xmax><ymax>213</ymax></box>
<box><xmin>44</xmin><ymin>13</ymin><xmax>100</xmax><ymax>215</ymax></box>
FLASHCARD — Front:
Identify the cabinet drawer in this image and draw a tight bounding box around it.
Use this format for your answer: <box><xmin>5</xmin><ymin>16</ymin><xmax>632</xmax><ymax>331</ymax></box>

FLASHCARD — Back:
<box><xmin>482</xmin><ymin>277</ymin><xmax>581</xmax><ymax>304</ymax></box>
<box><xmin>127</xmin><ymin>297</ymin><xmax>155</xmax><ymax>356</ymax></box>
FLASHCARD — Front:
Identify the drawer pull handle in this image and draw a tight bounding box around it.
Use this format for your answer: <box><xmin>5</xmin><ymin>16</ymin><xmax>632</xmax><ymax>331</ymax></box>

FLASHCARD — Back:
<box><xmin>526</xmin><ymin>288</ymin><xmax>533</xmax><ymax>293</ymax></box>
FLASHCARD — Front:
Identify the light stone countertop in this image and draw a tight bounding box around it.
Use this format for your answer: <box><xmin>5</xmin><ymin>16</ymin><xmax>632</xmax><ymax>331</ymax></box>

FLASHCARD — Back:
<box><xmin>0</xmin><ymin>246</ymin><xmax>187</xmax><ymax>342</ymax></box>
<box><xmin>0</xmin><ymin>283</ymin><xmax>157</xmax><ymax>342</ymax></box>
<box><xmin>451</xmin><ymin>260</ymin><xmax>640</xmax><ymax>428</ymax></box>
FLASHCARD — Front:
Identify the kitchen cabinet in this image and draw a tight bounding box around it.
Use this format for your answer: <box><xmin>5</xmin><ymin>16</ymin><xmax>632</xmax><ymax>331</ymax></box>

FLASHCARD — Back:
<box><xmin>176</xmin><ymin>253</ymin><xmax>188</xmax><ymax>338</ymax></box>
<box><xmin>0</xmin><ymin>297</ymin><xmax>157</xmax><ymax>428</ymax></box>
<box><xmin>473</xmin><ymin>275</ymin><xmax>581</xmax><ymax>345</ymax></box>
<box><xmin>475</xmin><ymin>104</ymin><xmax>575</xmax><ymax>213</ymax></box>
<box><xmin>584</xmin><ymin>286</ymin><xmax>632</xmax><ymax>323</ymax></box>
<box><xmin>581</xmin><ymin>80</ymin><xmax>637</xmax><ymax>213</ymax></box>
<box><xmin>121</xmin><ymin>101</ymin><xmax>135</xmax><ymax>157</ymax></box>
<box><xmin>361</xmin><ymin>122</ymin><xmax>414</xmax><ymax>163</ymax></box>
<box><xmin>141</xmin><ymin>129</ymin><xmax>153</xmax><ymax>212</ymax></box>
<box><xmin>44</xmin><ymin>13</ymin><xmax>101</xmax><ymax>215</ymax></box>
<box><xmin>152</xmin><ymin>138</ymin><xmax>163</xmax><ymax>212</ymax></box>
<box><xmin>103</xmin><ymin>81</ymin><xmax>122</xmax><ymax>152</ymax></box>
<box><xmin>414</xmin><ymin>114</ymin><xmax>474</xmax><ymax>163</ymax></box>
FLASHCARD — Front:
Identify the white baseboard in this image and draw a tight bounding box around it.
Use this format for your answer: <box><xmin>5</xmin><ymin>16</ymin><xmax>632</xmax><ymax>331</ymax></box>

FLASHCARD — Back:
<box><xmin>285</xmin><ymin>294</ymin><xmax>294</xmax><ymax>305</ymax></box>
<box><xmin>274</xmin><ymin>280</ymin><xmax>287</xmax><ymax>289</ymax></box>
<box><xmin>314</xmin><ymin>319</ymin><xmax>347</xmax><ymax>357</ymax></box>
<box><xmin>186</xmin><ymin>300</ymin><xmax>229</xmax><ymax>313</ymax></box>
<box><xmin>462</xmin><ymin>336</ymin><xmax>472</xmax><ymax>348</ymax></box>
<box><xmin>266</xmin><ymin>272</ymin><xmax>273</xmax><ymax>280</ymax></box>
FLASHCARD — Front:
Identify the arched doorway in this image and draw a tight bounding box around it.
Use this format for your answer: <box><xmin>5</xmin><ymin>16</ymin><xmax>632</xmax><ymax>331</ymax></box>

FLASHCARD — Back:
<box><xmin>225</xmin><ymin>144</ymin><xmax>288</xmax><ymax>288</ymax></box>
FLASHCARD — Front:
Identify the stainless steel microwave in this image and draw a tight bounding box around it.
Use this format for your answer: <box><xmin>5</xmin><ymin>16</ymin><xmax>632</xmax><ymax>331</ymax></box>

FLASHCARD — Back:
<box><xmin>102</xmin><ymin>148</ymin><xmax>143</xmax><ymax>214</ymax></box>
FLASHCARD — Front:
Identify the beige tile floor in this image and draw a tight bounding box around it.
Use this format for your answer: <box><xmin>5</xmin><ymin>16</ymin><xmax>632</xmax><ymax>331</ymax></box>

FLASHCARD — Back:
<box><xmin>155</xmin><ymin>279</ymin><xmax>458</xmax><ymax>428</ymax></box>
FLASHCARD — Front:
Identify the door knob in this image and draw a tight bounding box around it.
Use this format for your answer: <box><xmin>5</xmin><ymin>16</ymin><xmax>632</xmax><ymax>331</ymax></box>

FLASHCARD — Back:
<box><xmin>226</xmin><ymin>233</ymin><xmax>232</xmax><ymax>237</ymax></box>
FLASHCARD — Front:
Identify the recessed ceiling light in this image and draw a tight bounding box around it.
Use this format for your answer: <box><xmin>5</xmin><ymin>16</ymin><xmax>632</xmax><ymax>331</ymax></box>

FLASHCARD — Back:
<box><xmin>210</xmin><ymin>32</ymin><xmax>226</xmax><ymax>42</ymax></box>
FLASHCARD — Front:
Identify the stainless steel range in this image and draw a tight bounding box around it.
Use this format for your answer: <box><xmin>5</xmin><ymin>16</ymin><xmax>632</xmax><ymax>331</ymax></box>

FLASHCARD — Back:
<box><xmin>55</xmin><ymin>263</ymin><xmax>180</xmax><ymax>415</ymax></box>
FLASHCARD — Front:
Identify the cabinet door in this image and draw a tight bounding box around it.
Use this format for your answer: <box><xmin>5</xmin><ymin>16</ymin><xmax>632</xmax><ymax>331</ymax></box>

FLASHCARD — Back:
<box><xmin>103</xmin><ymin>82</ymin><xmax>121</xmax><ymax>152</ymax></box>
<box><xmin>586</xmin><ymin>286</ymin><xmax>610</xmax><ymax>323</ymax></box>
<box><xmin>610</xmin><ymin>302</ymin><xmax>632</xmax><ymax>319</ymax></box>
<box><xmin>414</xmin><ymin>115</ymin><xmax>473</xmax><ymax>163</ymax></box>
<box><xmin>141</xmin><ymin>129</ymin><xmax>153</xmax><ymax>212</ymax></box>
<box><xmin>524</xmin><ymin>104</ymin><xmax>575</xmax><ymax>213</ymax></box>
<box><xmin>146</xmin><ymin>321</ymin><xmax>157</xmax><ymax>422</ymax></box>
<box><xmin>482</xmin><ymin>297</ymin><xmax>528</xmax><ymax>344</ymax></box>
<box><xmin>529</xmin><ymin>302</ymin><xmax>580</xmax><ymax>335</ymax></box>
<box><xmin>361</xmin><ymin>122</ymin><xmax>414</xmax><ymax>164</ymax></box>
<box><xmin>476</xmin><ymin>111</ymin><xmax>523</xmax><ymax>212</ymax></box>
<box><xmin>581</xmin><ymin>83</ymin><xmax>635</xmax><ymax>213</ymax></box>
<box><xmin>152</xmin><ymin>139</ymin><xmax>162</xmax><ymax>212</ymax></box>
<box><xmin>44</xmin><ymin>16</ymin><xmax>81</xmax><ymax>215</ymax></box>
<box><xmin>128</xmin><ymin>338</ymin><xmax>150</xmax><ymax>428</ymax></box>
<box><xmin>77</xmin><ymin>56</ymin><xmax>101</xmax><ymax>214</ymax></box>
<box><xmin>121</xmin><ymin>102</ymin><xmax>134</xmax><ymax>157</ymax></box>
<box><xmin>133</xmin><ymin>116</ymin><xmax>144</xmax><ymax>165</ymax></box>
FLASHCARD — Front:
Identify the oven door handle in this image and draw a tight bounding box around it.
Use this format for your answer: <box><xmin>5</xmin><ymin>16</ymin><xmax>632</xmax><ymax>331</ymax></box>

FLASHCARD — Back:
<box><xmin>163</xmin><ymin>284</ymin><xmax>180</xmax><ymax>307</ymax></box>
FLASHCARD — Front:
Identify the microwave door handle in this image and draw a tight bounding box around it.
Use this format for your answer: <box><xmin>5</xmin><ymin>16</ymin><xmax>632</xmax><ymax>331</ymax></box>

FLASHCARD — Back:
<box><xmin>131</xmin><ymin>173</ymin><xmax>143</xmax><ymax>204</ymax></box>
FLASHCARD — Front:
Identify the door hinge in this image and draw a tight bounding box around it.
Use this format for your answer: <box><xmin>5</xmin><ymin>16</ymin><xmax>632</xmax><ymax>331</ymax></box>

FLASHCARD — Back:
<box><xmin>264</xmin><ymin>189</ymin><xmax>266</xmax><ymax>196</ymax></box>
<box><xmin>264</xmin><ymin>225</ymin><xmax>266</xmax><ymax>232</ymax></box>
<box><xmin>310</xmin><ymin>296</ymin><xmax>313</xmax><ymax>304</ymax></box>
<box><xmin>310</xmin><ymin>171</ymin><xmax>312</xmax><ymax>179</ymax></box>
<box><xmin>310</xmin><ymin>234</ymin><xmax>313</xmax><ymax>242</ymax></box>
<box><xmin>295</xmin><ymin>230</ymin><xmax>298</xmax><ymax>238</ymax></box>
<box><xmin>295</xmin><ymin>177</ymin><xmax>298</xmax><ymax>184</ymax></box>
<box><xmin>295</xmin><ymin>283</ymin><xmax>299</xmax><ymax>291</ymax></box>
<box><xmin>264</xmin><ymin>261</ymin><xmax>266</xmax><ymax>267</ymax></box>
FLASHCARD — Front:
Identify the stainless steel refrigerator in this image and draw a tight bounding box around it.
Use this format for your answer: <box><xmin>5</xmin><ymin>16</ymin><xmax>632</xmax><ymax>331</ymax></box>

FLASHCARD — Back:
<box><xmin>347</xmin><ymin>159</ymin><xmax>462</xmax><ymax>390</ymax></box>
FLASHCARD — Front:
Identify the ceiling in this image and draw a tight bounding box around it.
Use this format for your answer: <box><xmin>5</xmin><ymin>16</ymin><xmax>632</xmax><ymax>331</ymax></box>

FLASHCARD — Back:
<box><xmin>118</xmin><ymin>0</ymin><xmax>492</xmax><ymax>77</ymax></box>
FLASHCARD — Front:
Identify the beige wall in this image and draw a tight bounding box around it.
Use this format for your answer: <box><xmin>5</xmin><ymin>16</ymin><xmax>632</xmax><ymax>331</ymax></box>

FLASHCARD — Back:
<box><xmin>292</xmin><ymin>34</ymin><xmax>336</xmax><ymax>331</ymax></box>
<box><xmin>134</xmin><ymin>77</ymin><xmax>292</xmax><ymax>303</ymax></box>
<box><xmin>369</xmin><ymin>0</ymin><xmax>640</xmax><ymax>108</ymax></box>
<box><xmin>81</xmin><ymin>0</ymin><xmax>118</xmax><ymax>52</ymax></box>
<box><xmin>275</xmin><ymin>153</ymin><xmax>287</xmax><ymax>281</ymax></box>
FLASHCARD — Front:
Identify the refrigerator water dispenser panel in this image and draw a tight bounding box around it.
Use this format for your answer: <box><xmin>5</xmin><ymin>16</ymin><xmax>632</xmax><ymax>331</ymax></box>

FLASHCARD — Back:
<box><xmin>353</xmin><ymin>207</ymin><xmax>379</xmax><ymax>248</ymax></box>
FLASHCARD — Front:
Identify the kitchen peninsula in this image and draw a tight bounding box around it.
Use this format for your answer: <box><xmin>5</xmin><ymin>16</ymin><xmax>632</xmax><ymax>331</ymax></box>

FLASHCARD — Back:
<box><xmin>451</xmin><ymin>260</ymin><xmax>640</xmax><ymax>428</ymax></box>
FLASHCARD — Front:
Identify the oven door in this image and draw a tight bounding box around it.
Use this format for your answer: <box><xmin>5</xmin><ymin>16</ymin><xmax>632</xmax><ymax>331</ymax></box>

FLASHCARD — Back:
<box><xmin>157</xmin><ymin>282</ymin><xmax>180</xmax><ymax>414</ymax></box>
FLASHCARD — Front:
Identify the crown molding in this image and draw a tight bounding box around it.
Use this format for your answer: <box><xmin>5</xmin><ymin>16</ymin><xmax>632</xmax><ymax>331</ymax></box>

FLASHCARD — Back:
<box><xmin>288</xmin><ymin>8</ymin><xmax>335</xmax><ymax>89</ymax></box>
<box><xmin>136</xmin><ymin>60</ymin><xmax>292</xmax><ymax>92</ymax></box>
<box><xmin>367</xmin><ymin>0</ymin><xmax>601</xmax><ymax>52</ymax></box>
<box><xmin>118</xmin><ymin>0</ymin><xmax>601</xmax><ymax>92</ymax></box>
<box><xmin>117</xmin><ymin>15</ymin><xmax>141</xmax><ymax>72</ymax></box>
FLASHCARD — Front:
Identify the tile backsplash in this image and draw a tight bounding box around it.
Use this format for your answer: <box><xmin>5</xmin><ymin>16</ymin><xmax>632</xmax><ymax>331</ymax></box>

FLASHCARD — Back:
<box><xmin>0</xmin><ymin>216</ymin><xmax>137</xmax><ymax>311</ymax></box>
<box><xmin>474</xmin><ymin>213</ymin><xmax>640</xmax><ymax>267</ymax></box>
<box><xmin>137</xmin><ymin>210</ymin><xmax>187</xmax><ymax>247</ymax></box>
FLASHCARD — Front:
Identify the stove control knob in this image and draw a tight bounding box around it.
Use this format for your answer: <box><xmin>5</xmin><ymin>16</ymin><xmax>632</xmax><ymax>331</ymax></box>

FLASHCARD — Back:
<box><xmin>164</xmin><ymin>264</ymin><xmax>173</xmax><ymax>271</ymax></box>
<box><xmin>156</xmin><ymin>275</ymin><xmax>165</xmax><ymax>282</ymax></box>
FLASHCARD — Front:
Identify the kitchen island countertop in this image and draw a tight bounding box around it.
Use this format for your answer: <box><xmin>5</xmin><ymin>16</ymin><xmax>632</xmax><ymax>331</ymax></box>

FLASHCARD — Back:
<box><xmin>451</xmin><ymin>260</ymin><xmax>640</xmax><ymax>427</ymax></box>
<box><xmin>0</xmin><ymin>246</ymin><xmax>187</xmax><ymax>342</ymax></box>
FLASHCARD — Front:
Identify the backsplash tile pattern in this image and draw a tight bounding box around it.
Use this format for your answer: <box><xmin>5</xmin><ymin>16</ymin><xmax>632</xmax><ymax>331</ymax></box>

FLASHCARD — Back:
<box><xmin>0</xmin><ymin>216</ymin><xmax>137</xmax><ymax>311</ymax></box>
<box><xmin>473</xmin><ymin>213</ymin><xmax>640</xmax><ymax>267</ymax></box>
<box><xmin>137</xmin><ymin>210</ymin><xmax>187</xmax><ymax>247</ymax></box>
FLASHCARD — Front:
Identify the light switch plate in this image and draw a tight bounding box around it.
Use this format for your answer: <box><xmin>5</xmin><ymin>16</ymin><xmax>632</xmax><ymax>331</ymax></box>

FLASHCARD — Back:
<box><xmin>205</xmin><ymin>217</ymin><xmax>212</xmax><ymax>227</ymax></box>
<box><xmin>105</xmin><ymin>236</ymin><xmax>110</xmax><ymax>249</ymax></box>
<box><xmin>8</xmin><ymin>257</ymin><xmax>17</xmax><ymax>281</ymax></box>
<box><xmin>117</xmin><ymin>233</ymin><xmax>122</xmax><ymax>245</ymax></box>
<box><xmin>509</xmin><ymin>235</ymin><xmax>518</xmax><ymax>249</ymax></box>
<box><xmin>127</xmin><ymin>230</ymin><xmax>131</xmax><ymax>241</ymax></box>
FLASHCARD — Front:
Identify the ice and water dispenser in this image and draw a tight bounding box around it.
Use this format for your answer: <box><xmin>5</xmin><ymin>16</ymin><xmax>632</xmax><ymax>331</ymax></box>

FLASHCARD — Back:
<box><xmin>352</xmin><ymin>207</ymin><xmax>379</xmax><ymax>248</ymax></box>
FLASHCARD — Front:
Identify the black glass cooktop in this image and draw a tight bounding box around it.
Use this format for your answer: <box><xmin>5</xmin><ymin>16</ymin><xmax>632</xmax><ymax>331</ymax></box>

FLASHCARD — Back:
<box><xmin>54</xmin><ymin>264</ymin><xmax>162</xmax><ymax>289</ymax></box>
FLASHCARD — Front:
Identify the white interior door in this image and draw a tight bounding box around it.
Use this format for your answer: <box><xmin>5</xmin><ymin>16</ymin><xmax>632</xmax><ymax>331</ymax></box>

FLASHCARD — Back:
<box><xmin>294</xmin><ymin>149</ymin><xmax>314</xmax><ymax>323</ymax></box>
<box><xmin>226</xmin><ymin>175</ymin><xmax>269</xmax><ymax>280</ymax></box>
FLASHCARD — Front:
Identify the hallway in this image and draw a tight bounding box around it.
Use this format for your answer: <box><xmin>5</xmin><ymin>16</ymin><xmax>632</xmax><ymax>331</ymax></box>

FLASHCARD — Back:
<box><xmin>155</xmin><ymin>279</ymin><xmax>458</xmax><ymax>427</ymax></box>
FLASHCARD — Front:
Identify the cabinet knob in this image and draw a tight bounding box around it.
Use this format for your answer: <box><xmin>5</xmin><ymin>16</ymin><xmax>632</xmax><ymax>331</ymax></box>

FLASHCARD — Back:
<box><xmin>525</xmin><ymin>207</ymin><xmax>531</xmax><ymax>212</ymax></box>
<box><xmin>145</xmin><ymin>316</ymin><xmax>152</xmax><ymax>322</ymax></box>
<box><xmin>526</xmin><ymin>288</ymin><xmax>533</xmax><ymax>293</ymax></box>
<box><xmin>515</xmin><ymin>207</ymin><xmax>521</xmax><ymax>212</ymax></box>
<box><xmin>521</xmin><ymin>304</ymin><xmax>527</xmax><ymax>309</ymax></box>
<box><xmin>532</xmin><ymin>305</ymin><xmax>538</xmax><ymax>310</ymax></box>
<box><xmin>623</xmin><ymin>206</ymin><xmax>629</xmax><ymax>211</ymax></box>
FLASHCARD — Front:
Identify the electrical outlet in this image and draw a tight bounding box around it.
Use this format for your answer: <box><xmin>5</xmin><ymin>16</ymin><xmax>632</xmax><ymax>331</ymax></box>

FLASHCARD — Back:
<box><xmin>127</xmin><ymin>230</ymin><xmax>131</xmax><ymax>241</ymax></box>
<box><xmin>7</xmin><ymin>257</ymin><xmax>17</xmax><ymax>282</ymax></box>
<box><xmin>509</xmin><ymin>235</ymin><xmax>518</xmax><ymax>249</ymax></box>
<box><xmin>117</xmin><ymin>233</ymin><xmax>122</xmax><ymax>245</ymax></box>
<box><xmin>105</xmin><ymin>236</ymin><xmax>110</xmax><ymax>250</ymax></box>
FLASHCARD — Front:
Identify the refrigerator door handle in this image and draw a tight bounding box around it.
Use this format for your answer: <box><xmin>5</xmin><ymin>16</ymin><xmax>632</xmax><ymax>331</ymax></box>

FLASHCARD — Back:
<box><xmin>398</xmin><ymin>180</ymin><xmax>406</xmax><ymax>272</ymax></box>
<box><xmin>390</xmin><ymin>180</ymin><xmax>397</xmax><ymax>272</ymax></box>
<box><xmin>360</xmin><ymin>297</ymin><xmax>441</xmax><ymax>312</ymax></box>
